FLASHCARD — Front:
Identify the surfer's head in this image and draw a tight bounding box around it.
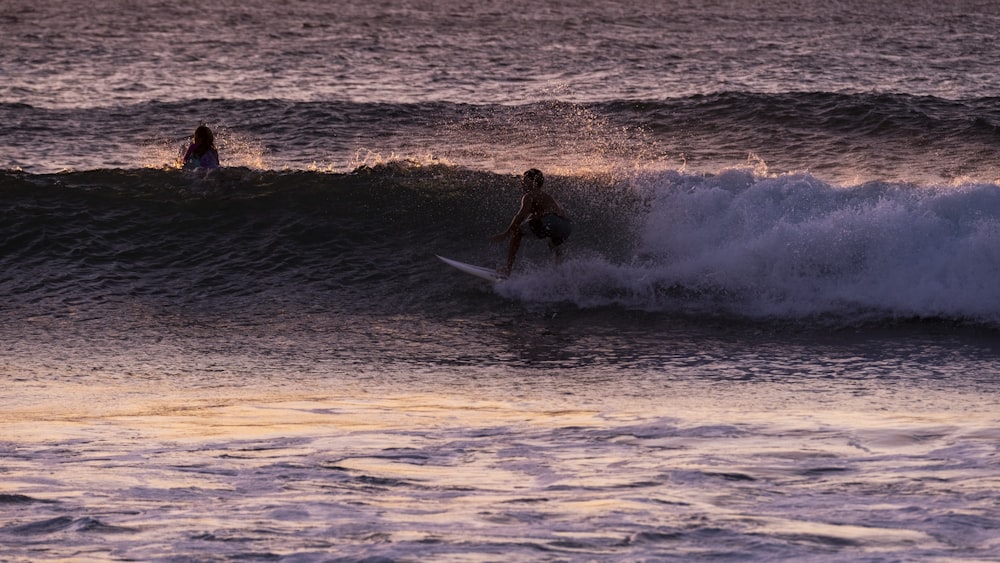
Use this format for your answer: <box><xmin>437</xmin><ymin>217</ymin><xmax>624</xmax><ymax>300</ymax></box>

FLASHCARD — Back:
<box><xmin>193</xmin><ymin>124</ymin><xmax>215</xmax><ymax>148</ymax></box>
<box><xmin>522</xmin><ymin>168</ymin><xmax>544</xmax><ymax>191</ymax></box>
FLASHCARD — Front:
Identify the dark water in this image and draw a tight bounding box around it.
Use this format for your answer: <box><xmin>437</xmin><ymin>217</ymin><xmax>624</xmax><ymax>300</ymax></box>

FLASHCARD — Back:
<box><xmin>3</xmin><ymin>1</ymin><xmax>1000</xmax><ymax>561</ymax></box>
<box><xmin>6</xmin><ymin>93</ymin><xmax>1000</xmax><ymax>186</ymax></box>
<box><xmin>3</xmin><ymin>166</ymin><xmax>999</xmax><ymax>325</ymax></box>
<box><xmin>4</xmin><ymin>0</ymin><xmax>1000</xmax><ymax>185</ymax></box>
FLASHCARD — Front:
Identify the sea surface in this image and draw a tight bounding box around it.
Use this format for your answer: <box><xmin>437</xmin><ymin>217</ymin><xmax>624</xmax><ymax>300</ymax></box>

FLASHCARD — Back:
<box><xmin>2</xmin><ymin>1</ymin><xmax>1000</xmax><ymax>561</ymax></box>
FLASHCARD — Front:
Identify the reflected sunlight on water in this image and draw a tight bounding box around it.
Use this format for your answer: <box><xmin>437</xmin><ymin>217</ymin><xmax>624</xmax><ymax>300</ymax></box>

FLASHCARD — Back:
<box><xmin>3</xmin><ymin>368</ymin><xmax>999</xmax><ymax>560</ymax></box>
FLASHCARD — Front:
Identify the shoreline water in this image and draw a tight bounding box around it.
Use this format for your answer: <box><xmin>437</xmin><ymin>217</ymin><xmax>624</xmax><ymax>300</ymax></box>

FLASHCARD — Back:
<box><xmin>4</xmin><ymin>348</ymin><xmax>999</xmax><ymax>561</ymax></box>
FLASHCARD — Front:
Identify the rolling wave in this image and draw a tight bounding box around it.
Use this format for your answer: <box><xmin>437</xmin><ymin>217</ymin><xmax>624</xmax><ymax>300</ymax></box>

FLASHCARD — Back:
<box><xmin>4</xmin><ymin>92</ymin><xmax>1000</xmax><ymax>186</ymax></box>
<box><xmin>2</xmin><ymin>163</ymin><xmax>999</xmax><ymax>327</ymax></box>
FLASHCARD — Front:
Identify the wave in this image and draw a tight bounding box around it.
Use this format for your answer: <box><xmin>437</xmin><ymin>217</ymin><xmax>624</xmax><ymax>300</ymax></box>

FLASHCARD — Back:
<box><xmin>2</xmin><ymin>163</ymin><xmax>999</xmax><ymax>328</ymax></box>
<box><xmin>599</xmin><ymin>92</ymin><xmax>1000</xmax><ymax>185</ymax></box>
<box><xmin>4</xmin><ymin>92</ymin><xmax>1000</xmax><ymax>186</ymax></box>
<box><xmin>502</xmin><ymin>168</ymin><xmax>1000</xmax><ymax>326</ymax></box>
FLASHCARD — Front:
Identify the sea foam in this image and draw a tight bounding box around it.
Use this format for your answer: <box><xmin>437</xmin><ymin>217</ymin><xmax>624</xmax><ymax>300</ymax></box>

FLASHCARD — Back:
<box><xmin>503</xmin><ymin>169</ymin><xmax>1000</xmax><ymax>324</ymax></box>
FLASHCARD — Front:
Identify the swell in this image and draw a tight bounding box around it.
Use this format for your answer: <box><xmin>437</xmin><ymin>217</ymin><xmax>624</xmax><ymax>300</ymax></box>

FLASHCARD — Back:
<box><xmin>598</xmin><ymin>92</ymin><xmax>1000</xmax><ymax>184</ymax></box>
<box><xmin>604</xmin><ymin>92</ymin><xmax>1000</xmax><ymax>137</ymax></box>
<box><xmin>0</xmin><ymin>166</ymin><xmax>586</xmax><ymax>314</ymax></box>
<box><xmin>3</xmin><ymin>163</ymin><xmax>1000</xmax><ymax>329</ymax></box>
<box><xmin>5</xmin><ymin>92</ymin><xmax>1000</xmax><ymax>185</ymax></box>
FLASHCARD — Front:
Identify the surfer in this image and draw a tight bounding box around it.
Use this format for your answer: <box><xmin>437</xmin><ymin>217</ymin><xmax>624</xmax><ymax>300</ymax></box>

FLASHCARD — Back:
<box><xmin>180</xmin><ymin>124</ymin><xmax>220</xmax><ymax>170</ymax></box>
<box><xmin>491</xmin><ymin>168</ymin><xmax>572</xmax><ymax>276</ymax></box>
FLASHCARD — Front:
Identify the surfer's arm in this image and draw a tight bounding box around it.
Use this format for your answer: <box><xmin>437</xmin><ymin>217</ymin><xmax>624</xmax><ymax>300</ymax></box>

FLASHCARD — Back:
<box><xmin>177</xmin><ymin>144</ymin><xmax>193</xmax><ymax>167</ymax></box>
<box><xmin>492</xmin><ymin>194</ymin><xmax>532</xmax><ymax>241</ymax></box>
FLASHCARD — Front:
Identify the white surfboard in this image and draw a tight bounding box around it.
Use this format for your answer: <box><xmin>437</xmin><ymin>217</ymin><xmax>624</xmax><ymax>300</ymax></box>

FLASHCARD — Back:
<box><xmin>436</xmin><ymin>255</ymin><xmax>506</xmax><ymax>282</ymax></box>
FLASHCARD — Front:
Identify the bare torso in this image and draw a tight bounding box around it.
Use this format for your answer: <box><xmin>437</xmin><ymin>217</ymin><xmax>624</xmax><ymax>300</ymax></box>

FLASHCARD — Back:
<box><xmin>523</xmin><ymin>190</ymin><xmax>564</xmax><ymax>220</ymax></box>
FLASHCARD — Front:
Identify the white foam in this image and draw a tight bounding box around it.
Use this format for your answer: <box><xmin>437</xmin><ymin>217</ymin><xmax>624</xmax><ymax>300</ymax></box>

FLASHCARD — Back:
<box><xmin>502</xmin><ymin>170</ymin><xmax>1000</xmax><ymax>324</ymax></box>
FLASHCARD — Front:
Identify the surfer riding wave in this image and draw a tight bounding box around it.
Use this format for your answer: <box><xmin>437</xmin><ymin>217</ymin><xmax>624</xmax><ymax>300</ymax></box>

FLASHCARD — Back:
<box><xmin>491</xmin><ymin>168</ymin><xmax>572</xmax><ymax>276</ymax></box>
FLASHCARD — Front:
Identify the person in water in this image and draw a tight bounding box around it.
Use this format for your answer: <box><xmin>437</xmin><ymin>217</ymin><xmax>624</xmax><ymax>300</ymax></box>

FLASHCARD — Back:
<box><xmin>491</xmin><ymin>168</ymin><xmax>572</xmax><ymax>276</ymax></box>
<box><xmin>181</xmin><ymin>124</ymin><xmax>220</xmax><ymax>170</ymax></box>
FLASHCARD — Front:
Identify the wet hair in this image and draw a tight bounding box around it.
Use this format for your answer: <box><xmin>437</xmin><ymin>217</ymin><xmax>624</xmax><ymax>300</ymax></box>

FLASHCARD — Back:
<box><xmin>192</xmin><ymin>125</ymin><xmax>216</xmax><ymax>156</ymax></box>
<box><xmin>523</xmin><ymin>168</ymin><xmax>544</xmax><ymax>188</ymax></box>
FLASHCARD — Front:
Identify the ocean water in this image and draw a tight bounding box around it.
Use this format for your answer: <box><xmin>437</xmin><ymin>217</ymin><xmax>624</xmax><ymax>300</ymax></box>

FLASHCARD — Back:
<box><xmin>2</xmin><ymin>1</ymin><xmax>1000</xmax><ymax>561</ymax></box>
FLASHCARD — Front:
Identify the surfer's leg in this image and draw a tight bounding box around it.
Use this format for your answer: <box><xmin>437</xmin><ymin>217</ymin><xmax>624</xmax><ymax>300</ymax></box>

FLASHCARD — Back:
<box><xmin>549</xmin><ymin>239</ymin><xmax>563</xmax><ymax>265</ymax></box>
<box><xmin>503</xmin><ymin>228</ymin><xmax>523</xmax><ymax>275</ymax></box>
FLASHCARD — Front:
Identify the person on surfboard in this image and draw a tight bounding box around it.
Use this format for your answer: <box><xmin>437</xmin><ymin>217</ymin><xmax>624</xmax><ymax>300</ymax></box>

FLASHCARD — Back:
<box><xmin>491</xmin><ymin>168</ymin><xmax>572</xmax><ymax>276</ymax></box>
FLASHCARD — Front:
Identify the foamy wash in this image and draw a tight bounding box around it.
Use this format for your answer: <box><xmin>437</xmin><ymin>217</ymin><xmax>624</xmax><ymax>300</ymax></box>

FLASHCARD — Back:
<box><xmin>520</xmin><ymin>170</ymin><xmax>1000</xmax><ymax>323</ymax></box>
<box><xmin>2</xmin><ymin>1</ymin><xmax>1000</xmax><ymax>561</ymax></box>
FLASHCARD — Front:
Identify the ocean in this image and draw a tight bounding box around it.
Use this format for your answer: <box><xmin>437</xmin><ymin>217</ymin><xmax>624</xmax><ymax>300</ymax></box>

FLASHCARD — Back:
<box><xmin>2</xmin><ymin>0</ymin><xmax>1000</xmax><ymax>561</ymax></box>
